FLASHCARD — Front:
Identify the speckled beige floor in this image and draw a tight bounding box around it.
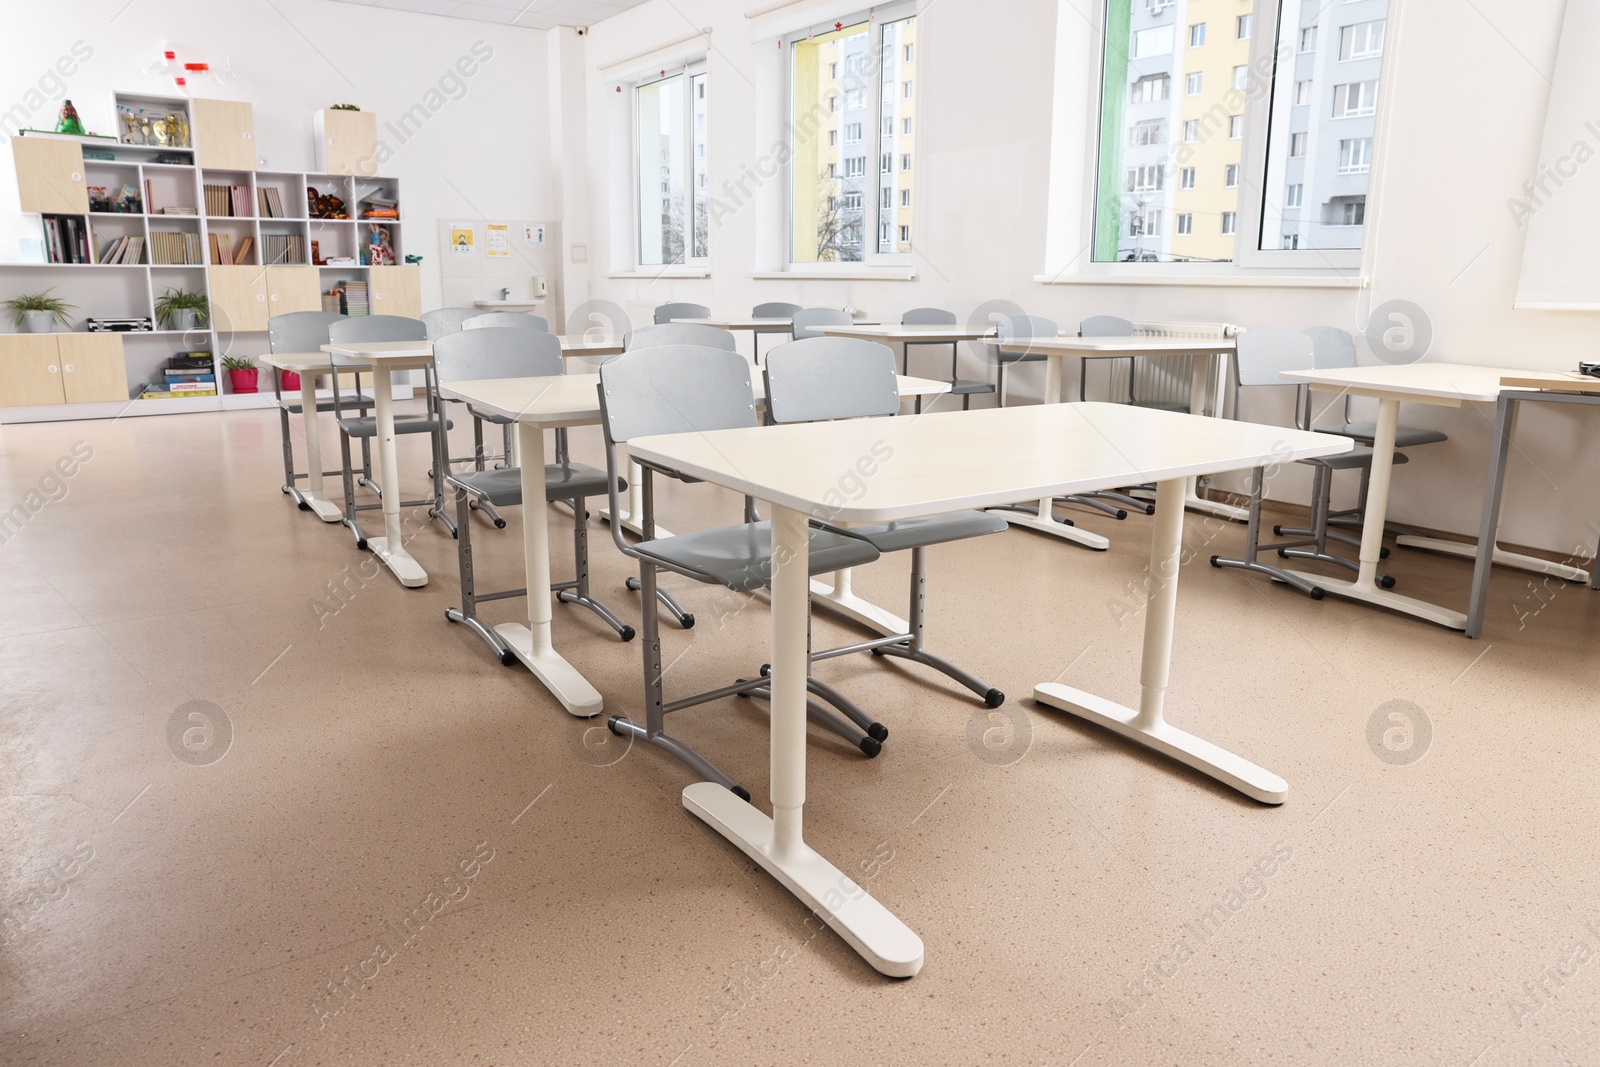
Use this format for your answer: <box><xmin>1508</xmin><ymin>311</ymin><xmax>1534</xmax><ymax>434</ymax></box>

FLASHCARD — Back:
<box><xmin>2</xmin><ymin>405</ymin><xmax>1599</xmax><ymax>1067</ymax></box>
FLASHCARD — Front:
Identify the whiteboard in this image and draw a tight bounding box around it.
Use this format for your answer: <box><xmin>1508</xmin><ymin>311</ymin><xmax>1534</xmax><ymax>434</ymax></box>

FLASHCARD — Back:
<box><xmin>1514</xmin><ymin>1</ymin><xmax>1600</xmax><ymax>310</ymax></box>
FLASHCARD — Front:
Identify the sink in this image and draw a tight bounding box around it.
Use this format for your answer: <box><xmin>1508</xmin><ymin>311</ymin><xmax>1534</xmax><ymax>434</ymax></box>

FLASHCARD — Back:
<box><xmin>473</xmin><ymin>299</ymin><xmax>545</xmax><ymax>311</ymax></box>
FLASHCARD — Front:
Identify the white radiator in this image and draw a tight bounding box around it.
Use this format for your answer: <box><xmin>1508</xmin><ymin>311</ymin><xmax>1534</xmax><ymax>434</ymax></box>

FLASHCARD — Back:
<box><xmin>1104</xmin><ymin>320</ymin><xmax>1238</xmax><ymax>414</ymax></box>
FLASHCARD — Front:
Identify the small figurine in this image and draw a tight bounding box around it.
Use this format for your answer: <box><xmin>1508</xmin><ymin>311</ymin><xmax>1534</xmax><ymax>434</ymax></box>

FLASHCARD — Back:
<box><xmin>404</xmin><ymin>254</ymin><xmax>423</xmax><ymax>265</ymax></box>
<box><xmin>55</xmin><ymin>100</ymin><xmax>85</xmax><ymax>136</ymax></box>
<box><xmin>167</xmin><ymin>112</ymin><xmax>189</xmax><ymax>147</ymax></box>
<box><xmin>150</xmin><ymin>118</ymin><xmax>169</xmax><ymax>146</ymax></box>
<box><xmin>121</xmin><ymin>114</ymin><xmax>141</xmax><ymax>144</ymax></box>
<box><xmin>367</xmin><ymin>226</ymin><xmax>394</xmax><ymax>266</ymax></box>
<box><xmin>138</xmin><ymin>116</ymin><xmax>153</xmax><ymax>144</ymax></box>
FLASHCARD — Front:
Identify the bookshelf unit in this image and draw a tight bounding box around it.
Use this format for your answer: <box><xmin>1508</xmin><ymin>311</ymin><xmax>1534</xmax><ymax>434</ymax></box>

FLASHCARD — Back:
<box><xmin>0</xmin><ymin>92</ymin><xmax>420</xmax><ymax>424</ymax></box>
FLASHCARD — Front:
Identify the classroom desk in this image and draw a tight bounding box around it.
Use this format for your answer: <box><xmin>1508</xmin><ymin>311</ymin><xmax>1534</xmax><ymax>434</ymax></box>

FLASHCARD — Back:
<box><xmin>676</xmin><ymin>316</ymin><xmax>795</xmax><ymax>331</ymax></box>
<box><xmin>320</xmin><ymin>339</ymin><xmax>438</xmax><ymax>588</ymax></box>
<box><xmin>259</xmin><ymin>350</ymin><xmax>347</xmax><ymax>524</ymax></box>
<box><xmin>1281</xmin><ymin>363</ymin><xmax>1585</xmax><ymax>629</ymax></box>
<box><xmin>438</xmin><ymin>373</ymin><xmax>953</xmax><ymax>717</ymax></box>
<box><xmin>626</xmin><ymin>403</ymin><xmax>1350</xmax><ymax>977</ymax></box>
<box><xmin>553</xmin><ymin>334</ymin><xmax>625</xmax><ymax>357</ymax></box>
<box><xmin>1464</xmin><ymin>374</ymin><xmax>1600</xmax><ymax>637</ymax></box>
<box><xmin>978</xmin><ymin>335</ymin><xmax>1243</xmax><ymax>545</ymax></box>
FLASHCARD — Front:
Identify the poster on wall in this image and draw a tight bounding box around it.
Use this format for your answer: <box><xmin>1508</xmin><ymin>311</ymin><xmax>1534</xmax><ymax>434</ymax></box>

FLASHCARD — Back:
<box><xmin>486</xmin><ymin>223</ymin><xmax>510</xmax><ymax>258</ymax></box>
<box><xmin>450</xmin><ymin>226</ymin><xmax>475</xmax><ymax>256</ymax></box>
<box><xmin>524</xmin><ymin>224</ymin><xmax>546</xmax><ymax>246</ymax></box>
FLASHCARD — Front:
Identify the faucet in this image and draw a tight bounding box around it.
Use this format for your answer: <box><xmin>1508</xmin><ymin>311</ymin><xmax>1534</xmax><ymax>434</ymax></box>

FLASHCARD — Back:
<box><xmin>498</xmin><ymin>287</ymin><xmax>510</xmax><ymax>301</ymax></box>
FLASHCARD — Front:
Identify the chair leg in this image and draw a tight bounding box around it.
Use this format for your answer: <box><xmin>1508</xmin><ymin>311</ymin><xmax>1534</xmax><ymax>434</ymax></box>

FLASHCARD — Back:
<box><xmin>339</xmin><ymin>428</ymin><xmax>367</xmax><ymax>549</ymax></box>
<box><xmin>1207</xmin><ymin>467</ymin><xmax>1324</xmax><ymax>598</ymax></box>
<box><xmin>444</xmin><ymin>483</ymin><xmax>514</xmax><ymax>664</ymax></box>
<box><xmin>996</xmin><ymin>363</ymin><xmax>1007</xmax><ymax>408</ymax></box>
<box><xmin>427</xmin><ymin>387</ymin><xmax>457</xmax><ymax>537</ymax></box>
<box><xmin>473</xmin><ymin>417</ymin><xmax>486</xmax><ymax>472</ymax></box>
<box><xmin>500</xmin><ymin>423</ymin><xmax>513</xmax><ymax>470</ymax></box>
<box><xmin>1278</xmin><ymin>465</ymin><xmax>1397</xmax><ymax>588</ymax></box>
<box><xmin>869</xmin><ymin>546</ymin><xmax>1005</xmax><ymax>706</ymax></box>
<box><xmin>626</xmin><ymin>577</ymin><xmax>695</xmax><ymax>628</ymax></box>
<box><xmin>556</xmin><ymin>496</ymin><xmax>636</xmax><ymax>641</ymax></box>
<box><xmin>278</xmin><ymin>406</ymin><xmax>307</xmax><ymax>507</ymax></box>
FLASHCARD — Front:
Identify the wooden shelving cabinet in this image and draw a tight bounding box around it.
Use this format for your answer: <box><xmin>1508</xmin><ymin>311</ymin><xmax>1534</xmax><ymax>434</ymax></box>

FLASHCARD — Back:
<box><xmin>1</xmin><ymin>92</ymin><xmax>420</xmax><ymax>424</ymax></box>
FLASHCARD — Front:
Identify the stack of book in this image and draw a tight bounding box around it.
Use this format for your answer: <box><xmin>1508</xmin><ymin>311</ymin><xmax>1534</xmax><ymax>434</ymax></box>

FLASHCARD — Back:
<box><xmin>208</xmin><ymin>232</ymin><xmax>232</xmax><ymax>265</ymax></box>
<box><xmin>360</xmin><ymin>195</ymin><xmax>399</xmax><ymax>219</ymax></box>
<box><xmin>161</xmin><ymin>206</ymin><xmax>198</xmax><ymax>216</ymax></box>
<box><xmin>202</xmin><ymin>184</ymin><xmax>253</xmax><ymax>217</ymax></box>
<box><xmin>140</xmin><ymin>357</ymin><xmax>217</xmax><ymax>399</ymax></box>
<box><xmin>321</xmin><ymin>289</ymin><xmax>343</xmax><ymax>314</ymax></box>
<box><xmin>257</xmin><ymin>187</ymin><xmax>287</xmax><ymax>218</ymax></box>
<box><xmin>262</xmin><ymin>234</ymin><xmax>306</xmax><ymax>264</ymax></box>
<box><xmin>149</xmin><ymin>231</ymin><xmax>201</xmax><ymax>265</ymax></box>
<box><xmin>97</xmin><ymin>234</ymin><xmax>146</xmax><ymax>264</ymax></box>
<box><xmin>43</xmin><ymin>215</ymin><xmax>92</xmax><ymax>263</ymax></box>
<box><xmin>342</xmin><ymin>281</ymin><xmax>370</xmax><ymax>316</ymax></box>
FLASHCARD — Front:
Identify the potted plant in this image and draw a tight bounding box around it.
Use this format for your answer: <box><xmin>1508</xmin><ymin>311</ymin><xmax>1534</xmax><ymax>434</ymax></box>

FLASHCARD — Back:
<box><xmin>222</xmin><ymin>355</ymin><xmax>259</xmax><ymax>393</ymax></box>
<box><xmin>4</xmin><ymin>290</ymin><xmax>76</xmax><ymax>333</ymax></box>
<box><xmin>280</xmin><ymin>369</ymin><xmax>301</xmax><ymax>391</ymax></box>
<box><xmin>154</xmin><ymin>287</ymin><xmax>210</xmax><ymax>331</ymax></box>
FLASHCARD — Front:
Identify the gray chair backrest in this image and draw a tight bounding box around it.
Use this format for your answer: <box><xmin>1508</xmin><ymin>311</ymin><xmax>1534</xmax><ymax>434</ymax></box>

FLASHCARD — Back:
<box><xmin>1080</xmin><ymin>315</ymin><xmax>1133</xmax><ymax>337</ymax></box>
<box><xmin>1304</xmin><ymin>325</ymin><xmax>1357</xmax><ymax>369</ymax></box>
<box><xmin>463</xmin><ymin>312</ymin><xmax>550</xmax><ymax>332</ymax></box>
<box><xmin>901</xmin><ymin>307</ymin><xmax>956</xmax><ymax>326</ymax></box>
<box><xmin>763</xmin><ymin>338</ymin><xmax>900</xmax><ymax>423</ymax></box>
<box><xmin>997</xmin><ymin>314</ymin><xmax>1058</xmax><ymax>343</ymax></box>
<box><xmin>432</xmin><ymin>327</ymin><xmax>563</xmax><ymax>384</ymax></box>
<box><xmin>624</xmin><ymin>322</ymin><xmax>737</xmax><ymax>351</ymax></box>
<box><xmin>752</xmin><ymin>302</ymin><xmax>801</xmax><ymax>318</ymax></box>
<box><xmin>653</xmin><ymin>302</ymin><xmax>710</xmax><ymax>324</ymax></box>
<box><xmin>599</xmin><ymin>346</ymin><xmax>757</xmax><ymax>444</ymax></box>
<box><xmin>422</xmin><ymin>307</ymin><xmax>479</xmax><ymax>341</ymax></box>
<box><xmin>790</xmin><ymin>307</ymin><xmax>853</xmax><ymax>340</ymax></box>
<box><xmin>1233</xmin><ymin>329</ymin><xmax>1314</xmax><ymax>388</ymax></box>
<box><xmin>269</xmin><ymin>311</ymin><xmax>344</xmax><ymax>354</ymax></box>
<box><xmin>328</xmin><ymin>314</ymin><xmax>426</xmax><ymax>344</ymax></box>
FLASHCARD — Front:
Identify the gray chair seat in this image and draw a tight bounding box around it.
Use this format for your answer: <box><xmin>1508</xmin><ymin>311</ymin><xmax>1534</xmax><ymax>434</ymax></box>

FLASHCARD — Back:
<box><xmin>1315</xmin><ymin>445</ymin><xmax>1407</xmax><ymax>471</ymax></box>
<box><xmin>447</xmin><ymin>462</ymin><xmax>615</xmax><ymax>507</ymax></box>
<box><xmin>948</xmin><ymin>379</ymin><xmax>996</xmax><ymax>396</ymax></box>
<box><xmin>1328</xmin><ymin>422</ymin><xmax>1448</xmax><ymax>448</ymax></box>
<box><xmin>281</xmin><ymin>394</ymin><xmax>373</xmax><ymax>414</ymax></box>
<box><xmin>336</xmin><ymin>414</ymin><xmax>452</xmax><ymax>438</ymax></box>
<box><xmin>635</xmin><ymin>522</ymin><xmax>879</xmax><ymax>592</ymax></box>
<box><xmin>818</xmin><ymin>511</ymin><xmax>1007</xmax><ymax>553</ymax></box>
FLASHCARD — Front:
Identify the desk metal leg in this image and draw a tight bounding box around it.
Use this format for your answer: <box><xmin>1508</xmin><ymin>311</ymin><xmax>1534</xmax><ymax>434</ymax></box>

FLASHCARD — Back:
<box><xmin>600</xmin><ymin>461</ymin><xmax>674</xmax><ymax>539</ymax></box>
<box><xmin>298</xmin><ymin>375</ymin><xmax>342</xmax><ymax>523</ymax></box>
<box><xmin>494</xmin><ymin>421</ymin><xmax>604</xmax><ymax>717</ymax></box>
<box><xmin>683</xmin><ymin>505</ymin><xmax>925</xmax><ymax>978</ymax></box>
<box><xmin>1034</xmin><ymin>479</ymin><xmax>1288</xmax><ymax>804</ymax></box>
<box><xmin>365</xmin><ymin>371</ymin><xmax>428</xmax><ymax>588</ymax></box>
<box><xmin>1465</xmin><ymin>395</ymin><xmax>1518</xmax><ymax>638</ymax></box>
<box><xmin>1283</xmin><ymin>398</ymin><xmax>1467</xmax><ymax>629</ymax></box>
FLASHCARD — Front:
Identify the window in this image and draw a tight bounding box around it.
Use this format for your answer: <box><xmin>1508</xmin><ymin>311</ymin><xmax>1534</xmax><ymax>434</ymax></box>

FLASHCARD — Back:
<box><xmin>1125</xmin><ymin>164</ymin><xmax>1165</xmax><ymax>192</ymax></box>
<box><xmin>1134</xmin><ymin>26</ymin><xmax>1176</xmax><ymax>58</ymax></box>
<box><xmin>899</xmin><ymin>224</ymin><xmax>909</xmax><ymax>242</ymax></box>
<box><xmin>1285</xmin><ymin>183</ymin><xmax>1303</xmax><ymax>208</ymax></box>
<box><xmin>1180</xmin><ymin>166</ymin><xmax>1195</xmax><ymax>189</ymax></box>
<box><xmin>830</xmin><ymin>62</ymin><xmax>838</xmax><ymax>79</ymax></box>
<box><xmin>1182</xmin><ymin>119</ymin><xmax>1198</xmax><ymax>143</ymax></box>
<box><xmin>1176</xmin><ymin>213</ymin><xmax>1193</xmax><ymax>235</ymax></box>
<box><xmin>1130</xmin><ymin>209</ymin><xmax>1161</xmax><ymax>237</ymax></box>
<box><xmin>1337</xmin><ymin>198</ymin><xmax>1365</xmax><ymax>225</ymax></box>
<box><xmin>1131</xmin><ymin>74</ymin><xmax>1170</xmax><ymax>103</ymax></box>
<box><xmin>1236</xmin><ymin>14</ymin><xmax>1251</xmax><ymax>39</ymax></box>
<box><xmin>1185</xmin><ymin>72</ymin><xmax>1203</xmax><ymax>96</ymax></box>
<box><xmin>1340</xmin><ymin>20</ymin><xmax>1385</xmax><ymax>60</ymax></box>
<box><xmin>1225</xmin><ymin>164</ymin><xmax>1239</xmax><ymax>188</ymax></box>
<box><xmin>1228</xmin><ymin>114</ymin><xmax>1243</xmax><ymax>139</ymax></box>
<box><xmin>1221</xmin><ymin>211</ymin><xmax>1236</xmax><ymax>235</ymax></box>
<box><xmin>1188</xmin><ymin>23</ymin><xmax>1206</xmax><ymax>47</ymax></box>
<box><xmin>1338</xmin><ymin>137</ymin><xmax>1372</xmax><ymax>173</ymax></box>
<box><xmin>1332</xmin><ymin>81</ymin><xmax>1378</xmax><ymax>118</ymax></box>
<box><xmin>635</xmin><ymin>67</ymin><xmax>707</xmax><ymax>266</ymax></box>
<box><xmin>1233</xmin><ymin>65</ymin><xmax>1248</xmax><ymax>91</ymax></box>
<box><xmin>829</xmin><ymin>130</ymin><xmax>838</xmax><ymax>146</ymax></box>
<box><xmin>1295</xmin><ymin>80</ymin><xmax>1312</xmax><ymax>106</ymax></box>
<box><xmin>1282</xmin><ymin>234</ymin><xmax>1300</xmax><ymax>249</ymax></box>
<box><xmin>1131</xmin><ymin>119</ymin><xmax>1167</xmax><ymax>146</ymax></box>
<box><xmin>900</xmin><ymin>188</ymin><xmax>910</xmax><ymax>207</ymax></box>
<box><xmin>1289</xmin><ymin>132</ymin><xmax>1308</xmax><ymax>157</ymax></box>
<box><xmin>1299</xmin><ymin>26</ymin><xmax>1317</xmax><ymax>52</ymax></box>
<box><xmin>788</xmin><ymin>11</ymin><xmax>917</xmax><ymax>264</ymax></box>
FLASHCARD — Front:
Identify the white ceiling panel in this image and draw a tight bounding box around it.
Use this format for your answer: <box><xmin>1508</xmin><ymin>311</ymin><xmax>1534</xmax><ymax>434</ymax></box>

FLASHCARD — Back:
<box><xmin>327</xmin><ymin>0</ymin><xmax>644</xmax><ymax>28</ymax></box>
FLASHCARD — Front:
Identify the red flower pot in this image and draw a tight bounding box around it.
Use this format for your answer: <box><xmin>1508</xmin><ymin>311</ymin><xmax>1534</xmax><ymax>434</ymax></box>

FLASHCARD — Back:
<box><xmin>281</xmin><ymin>370</ymin><xmax>301</xmax><ymax>391</ymax></box>
<box><xmin>228</xmin><ymin>368</ymin><xmax>259</xmax><ymax>393</ymax></box>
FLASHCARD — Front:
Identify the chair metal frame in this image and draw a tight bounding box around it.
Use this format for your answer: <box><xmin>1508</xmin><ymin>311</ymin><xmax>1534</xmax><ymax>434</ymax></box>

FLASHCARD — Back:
<box><xmin>267</xmin><ymin>311</ymin><xmax>371</xmax><ymax>511</ymax></box>
<box><xmin>750</xmin><ymin>301</ymin><xmax>800</xmax><ymax>364</ymax></box>
<box><xmin>898</xmin><ymin>307</ymin><xmax>995</xmax><ymax>413</ymax></box>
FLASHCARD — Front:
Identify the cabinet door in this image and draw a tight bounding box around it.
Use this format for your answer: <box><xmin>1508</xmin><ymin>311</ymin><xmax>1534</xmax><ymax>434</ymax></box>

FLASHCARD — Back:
<box><xmin>58</xmin><ymin>334</ymin><xmax>128</xmax><ymax>403</ymax></box>
<box><xmin>318</xmin><ymin>109</ymin><xmax>378</xmax><ymax>177</ymax></box>
<box><xmin>192</xmin><ymin>99</ymin><xmax>256</xmax><ymax>171</ymax></box>
<box><xmin>0</xmin><ymin>335</ymin><xmax>66</xmax><ymax>407</ymax></box>
<box><xmin>265</xmin><ymin>266</ymin><xmax>323</xmax><ymax>316</ymax></box>
<box><xmin>368</xmin><ymin>265</ymin><xmax>421</xmax><ymax>319</ymax></box>
<box><xmin>12</xmin><ymin>137</ymin><xmax>88</xmax><ymax>214</ymax></box>
<box><xmin>208</xmin><ymin>265</ymin><xmax>270</xmax><ymax>332</ymax></box>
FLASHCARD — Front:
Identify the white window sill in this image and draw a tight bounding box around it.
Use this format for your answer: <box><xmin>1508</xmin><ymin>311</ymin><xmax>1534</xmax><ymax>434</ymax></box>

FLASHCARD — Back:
<box><xmin>1035</xmin><ymin>272</ymin><xmax>1364</xmax><ymax>289</ymax></box>
<box><xmin>607</xmin><ymin>269</ymin><xmax>711</xmax><ymax>279</ymax></box>
<box><xmin>751</xmin><ymin>268</ymin><xmax>917</xmax><ymax>281</ymax></box>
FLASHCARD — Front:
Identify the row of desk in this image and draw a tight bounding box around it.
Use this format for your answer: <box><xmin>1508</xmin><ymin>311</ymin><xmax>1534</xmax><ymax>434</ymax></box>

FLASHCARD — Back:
<box><xmin>262</xmin><ymin>321</ymin><xmax>1597</xmax><ymax>977</ymax></box>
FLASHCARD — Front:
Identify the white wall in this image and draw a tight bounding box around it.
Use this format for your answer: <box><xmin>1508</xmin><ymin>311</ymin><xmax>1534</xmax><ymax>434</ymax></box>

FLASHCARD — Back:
<box><xmin>566</xmin><ymin>0</ymin><xmax>1600</xmax><ymax>557</ymax></box>
<box><xmin>0</xmin><ymin>0</ymin><xmax>554</xmax><ymax>313</ymax></box>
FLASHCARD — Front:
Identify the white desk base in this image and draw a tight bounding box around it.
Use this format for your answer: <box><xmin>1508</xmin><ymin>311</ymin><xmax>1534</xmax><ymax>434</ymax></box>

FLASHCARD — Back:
<box><xmin>1395</xmin><ymin>535</ymin><xmax>1590</xmax><ymax>582</ymax></box>
<box><xmin>297</xmin><ymin>373</ymin><xmax>343</xmax><ymax>523</ymax></box>
<box><xmin>1032</xmin><ymin>479</ymin><xmax>1287</xmax><ymax>804</ymax></box>
<box><xmin>493</xmin><ymin>623</ymin><xmax>603</xmax><ymax>717</ymax></box>
<box><xmin>999</xmin><ymin>501</ymin><xmax>1111</xmax><ymax>550</ymax></box>
<box><xmin>809</xmin><ymin>570</ymin><xmax>908</xmax><ymax>636</ymax></box>
<box><xmin>367</xmin><ymin>371</ymin><xmax>428</xmax><ymax>587</ymax></box>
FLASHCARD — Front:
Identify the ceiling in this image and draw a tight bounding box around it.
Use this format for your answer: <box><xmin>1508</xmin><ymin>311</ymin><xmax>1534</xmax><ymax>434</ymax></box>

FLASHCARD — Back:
<box><xmin>329</xmin><ymin>0</ymin><xmax>648</xmax><ymax>31</ymax></box>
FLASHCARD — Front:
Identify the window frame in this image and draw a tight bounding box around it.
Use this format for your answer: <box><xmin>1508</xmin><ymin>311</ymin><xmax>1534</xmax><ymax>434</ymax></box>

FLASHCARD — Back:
<box><xmin>782</xmin><ymin>2</ymin><xmax>918</xmax><ymax>270</ymax></box>
<box><xmin>630</xmin><ymin>59</ymin><xmax>709</xmax><ymax>271</ymax></box>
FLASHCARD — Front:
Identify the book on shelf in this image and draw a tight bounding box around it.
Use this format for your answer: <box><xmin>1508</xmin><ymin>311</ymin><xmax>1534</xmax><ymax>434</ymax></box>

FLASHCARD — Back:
<box><xmin>256</xmin><ymin>187</ymin><xmax>287</xmax><ymax>218</ymax></box>
<box><xmin>42</xmin><ymin>215</ymin><xmax>92</xmax><ymax>264</ymax></box>
<box><xmin>342</xmin><ymin>280</ymin><xmax>370</xmax><ymax>316</ymax></box>
<box><xmin>163</xmin><ymin>374</ymin><xmax>216</xmax><ymax>385</ymax></box>
<box><xmin>209</xmin><ymin>232</ymin><xmax>234</xmax><ymax>265</ymax></box>
<box><xmin>161</xmin><ymin>206</ymin><xmax>197</xmax><ymax>215</ymax></box>
<box><xmin>233</xmin><ymin>237</ymin><xmax>254</xmax><ymax>265</ymax></box>
<box><xmin>144</xmin><ymin>179</ymin><xmax>154</xmax><ymax>214</ymax></box>
<box><xmin>262</xmin><ymin>234</ymin><xmax>305</xmax><ymax>264</ymax></box>
<box><xmin>165</xmin><ymin>381</ymin><xmax>216</xmax><ymax>393</ymax></box>
<box><xmin>139</xmin><ymin>385</ymin><xmax>216</xmax><ymax>399</ymax></box>
<box><xmin>149</xmin><ymin>231</ymin><xmax>199</xmax><ymax>265</ymax></box>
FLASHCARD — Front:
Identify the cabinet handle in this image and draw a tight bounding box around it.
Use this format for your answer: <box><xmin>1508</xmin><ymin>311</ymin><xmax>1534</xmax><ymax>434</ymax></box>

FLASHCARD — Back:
<box><xmin>64</xmin><ymin>364</ymin><xmax>76</xmax><ymax>373</ymax></box>
<box><xmin>270</xmin><ymin>293</ymin><xmax>279</xmax><ymax>302</ymax></box>
<box><xmin>48</xmin><ymin>364</ymin><xmax>59</xmax><ymax>374</ymax></box>
<box><xmin>70</xmin><ymin>171</ymin><xmax>82</xmax><ymax>182</ymax></box>
<box><xmin>243</xmin><ymin>132</ymin><xmax>253</xmax><ymax>141</ymax></box>
<box><xmin>374</xmin><ymin>292</ymin><xmax>383</xmax><ymax>300</ymax></box>
<box><xmin>256</xmin><ymin>294</ymin><xmax>266</xmax><ymax>301</ymax></box>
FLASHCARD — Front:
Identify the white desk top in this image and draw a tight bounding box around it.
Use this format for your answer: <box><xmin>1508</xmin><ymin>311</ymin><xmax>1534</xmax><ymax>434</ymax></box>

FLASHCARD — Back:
<box><xmin>677</xmin><ymin>317</ymin><xmax>794</xmax><ymax>330</ymax></box>
<box><xmin>440</xmin><ymin>373</ymin><xmax>953</xmax><ymax>429</ymax></box>
<box><xmin>628</xmin><ymin>402</ymin><xmax>1351</xmax><ymax>524</ymax></box>
<box><xmin>322</xmin><ymin>340</ymin><xmax>432</xmax><ymax>361</ymax></box>
<box><xmin>980</xmin><ymin>334</ymin><xmax>1234</xmax><ymax>356</ymax></box>
<box><xmin>260</xmin><ymin>351</ymin><xmax>338</xmax><ymax>372</ymax></box>
<box><xmin>1281</xmin><ymin>362</ymin><xmax>1574</xmax><ymax>405</ymax></box>
<box><xmin>554</xmin><ymin>334</ymin><xmax>625</xmax><ymax>355</ymax></box>
<box><xmin>814</xmin><ymin>323</ymin><xmax>997</xmax><ymax>343</ymax></box>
